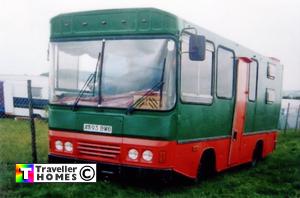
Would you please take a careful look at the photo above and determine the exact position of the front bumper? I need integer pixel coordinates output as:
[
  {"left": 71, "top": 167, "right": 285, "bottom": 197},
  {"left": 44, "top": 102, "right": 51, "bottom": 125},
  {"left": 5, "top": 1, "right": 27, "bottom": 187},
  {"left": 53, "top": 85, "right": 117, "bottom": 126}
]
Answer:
[{"left": 48, "top": 154, "right": 173, "bottom": 180}]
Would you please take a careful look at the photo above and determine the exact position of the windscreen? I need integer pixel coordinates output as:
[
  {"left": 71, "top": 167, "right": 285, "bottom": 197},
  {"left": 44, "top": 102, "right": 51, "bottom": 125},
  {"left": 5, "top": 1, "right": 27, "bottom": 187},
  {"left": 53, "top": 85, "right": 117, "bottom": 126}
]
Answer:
[{"left": 49, "top": 38, "right": 176, "bottom": 111}]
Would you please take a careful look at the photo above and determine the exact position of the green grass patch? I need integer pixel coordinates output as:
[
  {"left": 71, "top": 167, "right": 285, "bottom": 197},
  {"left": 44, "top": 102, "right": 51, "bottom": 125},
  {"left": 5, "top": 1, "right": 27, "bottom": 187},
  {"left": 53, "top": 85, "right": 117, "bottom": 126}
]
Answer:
[{"left": 0, "top": 118, "right": 299, "bottom": 197}]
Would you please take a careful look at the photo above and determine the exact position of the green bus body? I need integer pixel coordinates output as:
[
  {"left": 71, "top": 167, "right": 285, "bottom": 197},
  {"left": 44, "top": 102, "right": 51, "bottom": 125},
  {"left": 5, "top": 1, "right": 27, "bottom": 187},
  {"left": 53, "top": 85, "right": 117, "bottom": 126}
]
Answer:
[{"left": 49, "top": 8, "right": 282, "bottom": 142}]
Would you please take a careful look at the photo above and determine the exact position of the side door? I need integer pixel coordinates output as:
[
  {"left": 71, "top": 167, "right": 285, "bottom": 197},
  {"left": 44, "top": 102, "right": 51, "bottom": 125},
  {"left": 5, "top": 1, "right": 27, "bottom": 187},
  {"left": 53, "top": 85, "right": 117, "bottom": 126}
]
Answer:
[
  {"left": 228, "top": 57, "right": 251, "bottom": 165},
  {"left": 244, "top": 60, "right": 259, "bottom": 133}
]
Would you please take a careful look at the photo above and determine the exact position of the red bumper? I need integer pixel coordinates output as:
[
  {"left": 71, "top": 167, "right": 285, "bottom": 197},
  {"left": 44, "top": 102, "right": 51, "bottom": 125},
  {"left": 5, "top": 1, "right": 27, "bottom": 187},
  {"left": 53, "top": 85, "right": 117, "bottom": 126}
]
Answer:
[{"left": 49, "top": 130, "right": 176, "bottom": 169}]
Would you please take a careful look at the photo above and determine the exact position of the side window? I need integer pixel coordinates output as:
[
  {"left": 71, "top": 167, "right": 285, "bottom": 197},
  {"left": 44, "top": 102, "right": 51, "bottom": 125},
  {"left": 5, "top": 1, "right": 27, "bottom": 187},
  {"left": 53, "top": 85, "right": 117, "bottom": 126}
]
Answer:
[
  {"left": 267, "top": 63, "right": 276, "bottom": 79},
  {"left": 266, "top": 88, "right": 276, "bottom": 104},
  {"left": 217, "top": 47, "right": 235, "bottom": 98},
  {"left": 249, "top": 60, "right": 258, "bottom": 101},
  {"left": 181, "top": 35, "right": 214, "bottom": 104}
]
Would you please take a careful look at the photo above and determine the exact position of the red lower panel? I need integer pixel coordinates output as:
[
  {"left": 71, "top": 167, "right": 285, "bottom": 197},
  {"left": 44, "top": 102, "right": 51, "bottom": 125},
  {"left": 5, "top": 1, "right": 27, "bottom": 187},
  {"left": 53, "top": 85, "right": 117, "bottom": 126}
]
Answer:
[
  {"left": 49, "top": 130, "right": 277, "bottom": 179},
  {"left": 49, "top": 130, "right": 177, "bottom": 169},
  {"left": 173, "top": 137, "right": 231, "bottom": 178},
  {"left": 173, "top": 131, "right": 277, "bottom": 178},
  {"left": 239, "top": 131, "right": 278, "bottom": 164}
]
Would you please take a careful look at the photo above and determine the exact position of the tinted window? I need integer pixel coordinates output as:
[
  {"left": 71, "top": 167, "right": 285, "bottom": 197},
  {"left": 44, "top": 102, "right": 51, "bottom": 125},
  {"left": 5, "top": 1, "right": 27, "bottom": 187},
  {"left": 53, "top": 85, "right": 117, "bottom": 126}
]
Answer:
[
  {"left": 217, "top": 47, "right": 234, "bottom": 98},
  {"left": 249, "top": 60, "right": 258, "bottom": 101},
  {"left": 181, "top": 35, "right": 214, "bottom": 104}
]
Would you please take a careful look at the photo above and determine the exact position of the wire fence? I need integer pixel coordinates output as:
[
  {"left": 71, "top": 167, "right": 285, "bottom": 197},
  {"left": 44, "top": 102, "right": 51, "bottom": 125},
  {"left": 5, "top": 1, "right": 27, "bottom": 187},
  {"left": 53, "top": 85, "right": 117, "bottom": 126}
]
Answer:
[{"left": 278, "top": 99, "right": 300, "bottom": 132}]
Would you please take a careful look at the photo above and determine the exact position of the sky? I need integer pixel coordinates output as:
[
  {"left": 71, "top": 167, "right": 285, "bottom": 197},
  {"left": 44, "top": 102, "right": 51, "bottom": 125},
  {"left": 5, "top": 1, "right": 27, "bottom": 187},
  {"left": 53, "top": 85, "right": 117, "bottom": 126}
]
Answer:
[{"left": 0, "top": 0, "right": 299, "bottom": 90}]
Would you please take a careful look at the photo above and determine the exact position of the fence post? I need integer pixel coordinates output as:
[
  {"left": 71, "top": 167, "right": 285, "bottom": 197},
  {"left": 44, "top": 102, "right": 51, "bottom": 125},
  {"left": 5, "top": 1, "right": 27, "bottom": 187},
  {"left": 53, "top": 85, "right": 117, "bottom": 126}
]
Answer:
[
  {"left": 27, "top": 80, "right": 37, "bottom": 163},
  {"left": 295, "top": 104, "right": 300, "bottom": 132},
  {"left": 284, "top": 103, "right": 290, "bottom": 134}
]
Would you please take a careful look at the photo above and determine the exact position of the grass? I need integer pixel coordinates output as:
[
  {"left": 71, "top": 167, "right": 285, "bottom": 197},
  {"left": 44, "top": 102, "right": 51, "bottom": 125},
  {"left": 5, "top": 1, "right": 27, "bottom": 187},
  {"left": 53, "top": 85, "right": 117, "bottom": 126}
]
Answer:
[{"left": 0, "top": 118, "right": 299, "bottom": 198}]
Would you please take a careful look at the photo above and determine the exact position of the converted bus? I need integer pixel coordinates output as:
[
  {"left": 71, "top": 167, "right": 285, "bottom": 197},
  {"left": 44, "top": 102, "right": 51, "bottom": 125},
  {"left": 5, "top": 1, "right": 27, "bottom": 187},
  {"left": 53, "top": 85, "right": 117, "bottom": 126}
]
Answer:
[{"left": 48, "top": 8, "right": 283, "bottom": 180}]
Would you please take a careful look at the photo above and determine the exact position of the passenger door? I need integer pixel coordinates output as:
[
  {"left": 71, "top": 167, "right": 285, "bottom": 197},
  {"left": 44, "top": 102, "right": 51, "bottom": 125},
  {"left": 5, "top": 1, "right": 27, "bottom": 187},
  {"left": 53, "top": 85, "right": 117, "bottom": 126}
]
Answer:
[
  {"left": 244, "top": 60, "right": 258, "bottom": 132},
  {"left": 228, "top": 57, "right": 250, "bottom": 165}
]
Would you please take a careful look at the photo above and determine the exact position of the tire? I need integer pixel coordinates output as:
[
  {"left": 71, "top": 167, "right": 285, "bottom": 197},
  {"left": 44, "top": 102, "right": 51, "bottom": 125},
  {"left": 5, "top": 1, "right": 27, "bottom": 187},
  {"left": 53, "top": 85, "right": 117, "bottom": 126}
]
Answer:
[
  {"left": 196, "top": 151, "right": 216, "bottom": 183},
  {"left": 33, "top": 114, "right": 42, "bottom": 119},
  {"left": 251, "top": 152, "right": 258, "bottom": 167},
  {"left": 251, "top": 143, "right": 263, "bottom": 167}
]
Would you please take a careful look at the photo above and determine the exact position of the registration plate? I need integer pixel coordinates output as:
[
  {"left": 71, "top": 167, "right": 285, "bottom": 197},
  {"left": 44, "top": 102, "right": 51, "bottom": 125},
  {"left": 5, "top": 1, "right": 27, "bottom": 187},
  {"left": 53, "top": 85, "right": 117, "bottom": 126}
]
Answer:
[{"left": 83, "top": 124, "right": 112, "bottom": 134}]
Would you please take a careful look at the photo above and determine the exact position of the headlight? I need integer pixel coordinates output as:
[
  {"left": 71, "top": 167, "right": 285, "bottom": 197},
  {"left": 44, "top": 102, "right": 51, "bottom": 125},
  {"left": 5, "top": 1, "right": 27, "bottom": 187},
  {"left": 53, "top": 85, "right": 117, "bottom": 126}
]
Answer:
[
  {"left": 64, "top": 142, "right": 73, "bottom": 152},
  {"left": 128, "top": 149, "right": 138, "bottom": 160},
  {"left": 142, "top": 150, "right": 153, "bottom": 162},
  {"left": 55, "top": 140, "right": 63, "bottom": 151}
]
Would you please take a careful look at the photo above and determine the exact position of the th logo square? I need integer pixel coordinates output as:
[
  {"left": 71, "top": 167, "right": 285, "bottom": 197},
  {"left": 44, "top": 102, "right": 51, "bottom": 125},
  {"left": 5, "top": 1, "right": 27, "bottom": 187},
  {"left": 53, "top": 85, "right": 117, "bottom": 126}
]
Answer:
[{"left": 16, "top": 164, "right": 34, "bottom": 183}]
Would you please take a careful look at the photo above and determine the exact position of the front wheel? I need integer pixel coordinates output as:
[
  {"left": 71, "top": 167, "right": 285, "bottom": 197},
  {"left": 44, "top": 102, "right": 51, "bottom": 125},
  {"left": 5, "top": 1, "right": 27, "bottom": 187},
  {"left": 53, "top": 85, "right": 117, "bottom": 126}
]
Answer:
[{"left": 195, "top": 152, "right": 216, "bottom": 183}]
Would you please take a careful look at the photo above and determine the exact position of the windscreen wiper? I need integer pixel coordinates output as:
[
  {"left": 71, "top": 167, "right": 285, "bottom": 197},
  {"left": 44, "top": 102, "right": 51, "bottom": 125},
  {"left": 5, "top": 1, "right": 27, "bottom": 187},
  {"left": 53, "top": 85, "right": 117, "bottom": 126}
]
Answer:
[
  {"left": 126, "top": 81, "right": 164, "bottom": 114},
  {"left": 126, "top": 55, "right": 167, "bottom": 115},
  {"left": 97, "top": 40, "right": 106, "bottom": 105},
  {"left": 72, "top": 41, "right": 105, "bottom": 111},
  {"left": 72, "top": 73, "right": 95, "bottom": 111}
]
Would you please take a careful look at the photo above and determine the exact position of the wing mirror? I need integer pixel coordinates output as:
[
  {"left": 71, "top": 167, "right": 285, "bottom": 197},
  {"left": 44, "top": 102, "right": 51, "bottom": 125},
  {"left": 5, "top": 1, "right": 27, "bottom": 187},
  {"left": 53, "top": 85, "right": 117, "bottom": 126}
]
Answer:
[{"left": 189, "top": 34, "right": 206, "bottom": 61}]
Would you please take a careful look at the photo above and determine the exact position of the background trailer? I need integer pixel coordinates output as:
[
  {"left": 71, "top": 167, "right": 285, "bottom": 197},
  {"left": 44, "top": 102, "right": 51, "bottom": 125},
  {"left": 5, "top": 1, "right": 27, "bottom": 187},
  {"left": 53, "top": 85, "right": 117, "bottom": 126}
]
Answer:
[{"left": 0, "top": 75, "right": 49, "bottom": 118}]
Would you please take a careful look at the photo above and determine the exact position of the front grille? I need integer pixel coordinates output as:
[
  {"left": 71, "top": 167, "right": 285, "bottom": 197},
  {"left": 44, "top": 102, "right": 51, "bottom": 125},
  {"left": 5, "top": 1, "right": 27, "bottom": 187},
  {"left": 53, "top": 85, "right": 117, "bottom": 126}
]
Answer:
[{"left": 77, "top": 142, "right": 121, "bottom": 160}]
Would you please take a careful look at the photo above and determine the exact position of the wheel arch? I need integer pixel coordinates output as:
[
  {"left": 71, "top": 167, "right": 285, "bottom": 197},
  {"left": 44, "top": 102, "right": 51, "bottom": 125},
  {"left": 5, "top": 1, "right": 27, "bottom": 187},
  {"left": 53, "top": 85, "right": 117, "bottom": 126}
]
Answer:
[
  {"left": 254, "top": 139, "right": 264, "bottom": 158},
  {"left": 198, "top": 147, "right": 217, "bottom": 172}
]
